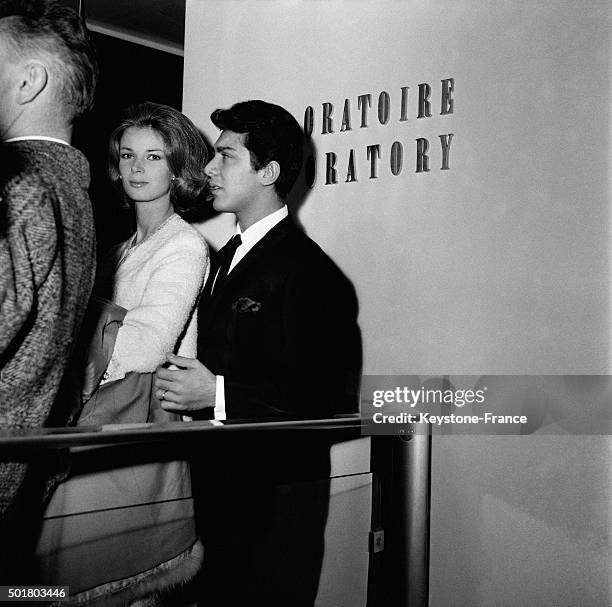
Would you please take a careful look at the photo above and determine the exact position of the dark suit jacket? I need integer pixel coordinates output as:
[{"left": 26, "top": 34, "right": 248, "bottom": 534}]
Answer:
[{"left": 197, "top": 216, "right": 361, "bottom": 420}]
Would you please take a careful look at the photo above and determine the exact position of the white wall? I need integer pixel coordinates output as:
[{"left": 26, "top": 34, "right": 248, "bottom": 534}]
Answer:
[
  {"left": 183, "top": 0, "right": 609, "bottom": 376},
  {"left": 182, "top": 1, "right": 611, "bottom": 605},
  {"left": 430, "top": 436, "right": 612, "bottom": 607}
]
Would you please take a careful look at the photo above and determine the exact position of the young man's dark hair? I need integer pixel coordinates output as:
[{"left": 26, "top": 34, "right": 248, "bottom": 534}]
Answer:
[
  {"left": 0, "top": 0, "right": 98, "bottom": 120},
  {"left": 210, "top": 99, "right": 303, "bottom": 198}
]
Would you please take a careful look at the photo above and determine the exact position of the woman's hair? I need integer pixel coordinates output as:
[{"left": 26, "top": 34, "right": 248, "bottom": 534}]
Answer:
[{"left": 108, "top": 101, "right": 209, "bottom": 216}]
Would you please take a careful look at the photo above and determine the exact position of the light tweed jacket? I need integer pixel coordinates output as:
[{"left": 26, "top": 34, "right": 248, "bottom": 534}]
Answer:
[
  {"left": 0, "top": 140, "right": 95, "bottom": 519},
  {"left": 101, "top": 213, "right": 209, "bottom": 383}
]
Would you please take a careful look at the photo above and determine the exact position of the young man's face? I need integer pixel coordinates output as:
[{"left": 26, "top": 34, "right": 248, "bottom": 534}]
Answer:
[{"left": 205, "top": 130, "right": 263, "bottom": 219}]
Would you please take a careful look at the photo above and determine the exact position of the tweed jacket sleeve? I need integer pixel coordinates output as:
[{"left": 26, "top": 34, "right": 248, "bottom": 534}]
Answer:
[
  {"left": 0, "top": 176, "right": 57, "bottom": 356},
  {"left": 105, "top": 227, "right": 209, "bottom": 381}
]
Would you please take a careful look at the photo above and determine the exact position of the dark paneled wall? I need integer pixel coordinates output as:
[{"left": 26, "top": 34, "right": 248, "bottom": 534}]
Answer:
[{"left": 73, "top": 33, "right": 184, "bottom": 252}]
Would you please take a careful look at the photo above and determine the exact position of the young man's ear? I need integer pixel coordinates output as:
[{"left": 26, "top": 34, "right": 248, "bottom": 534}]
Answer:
[
  {"left": 259, "top": 160, "right": 281, "bottom": 187},
  {"left": 17, "top": 61, "right": 49, "bottom": 105}
]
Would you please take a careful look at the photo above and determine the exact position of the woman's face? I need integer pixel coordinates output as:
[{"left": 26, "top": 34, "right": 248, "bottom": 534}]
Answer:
[{"left": 118, "top": 126, "right": 173, "bottom": 206}]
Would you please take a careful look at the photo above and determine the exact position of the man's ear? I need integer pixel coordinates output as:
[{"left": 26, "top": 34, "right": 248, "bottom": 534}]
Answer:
[
  {"left": 259, "top": 160, "right": 281, "bottom": 187},
  {"left": 16, "top": 61, "right": 49, "bottom": 105}
]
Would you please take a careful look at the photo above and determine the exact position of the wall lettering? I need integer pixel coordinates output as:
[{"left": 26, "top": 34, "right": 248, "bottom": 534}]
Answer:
[{"left": 303, "top": 78, "right": 455, "bottom": 187}]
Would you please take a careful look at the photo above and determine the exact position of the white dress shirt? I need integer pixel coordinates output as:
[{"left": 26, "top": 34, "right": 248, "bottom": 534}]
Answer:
[{"left": 4, "top": 135, "right": 70, "bottom": 145}]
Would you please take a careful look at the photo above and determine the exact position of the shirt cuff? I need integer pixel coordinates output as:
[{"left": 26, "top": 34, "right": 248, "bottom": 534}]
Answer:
[{"left": 214, "top": 375, "right": 227, "bottom": 420}]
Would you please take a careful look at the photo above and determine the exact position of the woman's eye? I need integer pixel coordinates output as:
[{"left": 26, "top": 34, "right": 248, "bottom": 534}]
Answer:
[
  {"left": 120, "top": 153, "right": 132, "bottom": 159},
  {"left": 148, "top": 154, "right": 161, "bottom": 161}
]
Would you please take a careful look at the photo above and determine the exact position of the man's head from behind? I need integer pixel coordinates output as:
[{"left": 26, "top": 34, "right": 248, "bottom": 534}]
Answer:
[
  {"left": 0, "top": 0, "right": 97, "bottom": 134},
  {"left": 210, "top": 100, "right": 303, "bottom": 200}
]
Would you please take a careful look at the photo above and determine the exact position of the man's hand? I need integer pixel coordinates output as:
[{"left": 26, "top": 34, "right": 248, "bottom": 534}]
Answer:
[{"left": 154, "top": 353, "right": 216, "bottom": 411}]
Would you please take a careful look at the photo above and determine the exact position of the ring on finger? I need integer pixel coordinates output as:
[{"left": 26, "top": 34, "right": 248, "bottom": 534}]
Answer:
[{"left": 161, "top": 389, "right": 167, "bottom": 401}]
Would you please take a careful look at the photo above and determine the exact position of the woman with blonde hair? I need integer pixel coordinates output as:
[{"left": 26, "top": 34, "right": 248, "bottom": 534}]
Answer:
[
  {"left": 84, "top": 100, "right": 210, "bottom": 417},
  {"left": 37, "top": 102, "right": 210, "bottom": 606}
]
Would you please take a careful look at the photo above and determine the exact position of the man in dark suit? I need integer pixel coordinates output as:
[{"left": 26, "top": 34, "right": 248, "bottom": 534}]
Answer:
[
  {"left": 154, "top": 100, "right": 361, "bottom": 607},
  {"left": 155, "top": 100, "right": 361, "bottom": 420}
]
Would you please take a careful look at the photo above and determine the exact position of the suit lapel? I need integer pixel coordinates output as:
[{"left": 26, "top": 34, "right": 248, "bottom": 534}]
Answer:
[
  {"left": 201, "top": 238, "right": 230, "bottom": 302},
  {"left": 208, "top": 216, "right": 295, "bottom": 303}
]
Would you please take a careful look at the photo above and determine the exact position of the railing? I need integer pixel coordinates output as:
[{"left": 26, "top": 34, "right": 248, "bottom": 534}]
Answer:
[
  {"left": 0, "top": 415, "right": 364, "bottom": 454},
  {"left": 0, "top": 415, "right": 430, "bottom": 607}
]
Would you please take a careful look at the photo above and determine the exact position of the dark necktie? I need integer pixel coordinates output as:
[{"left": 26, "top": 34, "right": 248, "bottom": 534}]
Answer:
[{"left": 214, "top": 234, "right": 242, "bottom": 292}]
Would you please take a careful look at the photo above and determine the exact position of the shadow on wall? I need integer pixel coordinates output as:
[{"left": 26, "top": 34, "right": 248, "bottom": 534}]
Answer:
[{"left": 286, "top": 128, "right": 316, "bottom": 231}]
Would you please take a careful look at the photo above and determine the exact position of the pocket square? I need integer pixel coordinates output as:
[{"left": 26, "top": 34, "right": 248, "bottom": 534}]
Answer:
[{"left": 232, "top": 297, "right": 262, "bottom": 313}]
